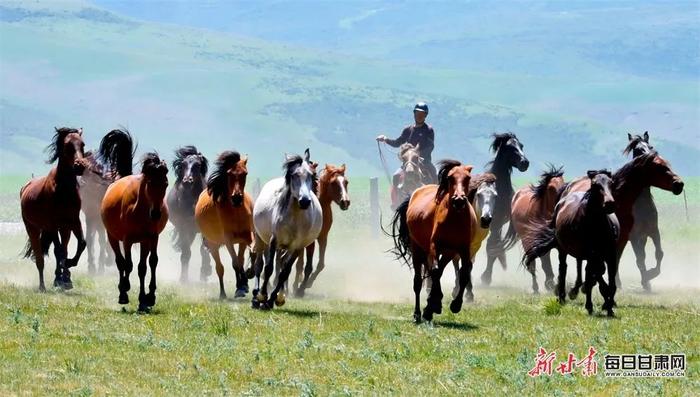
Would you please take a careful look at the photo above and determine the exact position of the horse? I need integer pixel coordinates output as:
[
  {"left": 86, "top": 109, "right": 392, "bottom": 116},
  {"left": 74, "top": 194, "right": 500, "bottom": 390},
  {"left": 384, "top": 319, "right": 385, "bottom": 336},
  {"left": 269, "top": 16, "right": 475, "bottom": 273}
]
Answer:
[
  {"left": 390, "top": 160, "right": 478, "bottom": 323},
  {"left": 293, "top": 163, "right": 350, "bottom": 297},
  {"left": 101, "top": 153, "right": 169, "bottom": 311},
  {"left": 511, "top": 164, "right": 566, "bottom": 294},
  {"left": 167, "top": 146, "right": 211, "bottom": 283},
  {"left": 480, "top": 132, "right": 529, "bottom": 286},
  {"left": 561, "top": 148, "right": 683, "bottom": 302},
  {"left": 624, "top": 132, "right": 664, "bottom": 291},
  {"left": 523, "top": 170, "right": 619, "bottom": 316},
  {"left": 194, "top": 151, "right": 253, "bottom": 299},
  {"left": 79, "top": 129, "right": 135, "bottom": 275},
  {"left": 21, "top": 127, "right": 88, "bottom": 291},
  {"left": 252, "top": 152, "right": 323, "bottom": 310},
  {"left": 390, "top": 143, "right": 427, "bottom": 210}
]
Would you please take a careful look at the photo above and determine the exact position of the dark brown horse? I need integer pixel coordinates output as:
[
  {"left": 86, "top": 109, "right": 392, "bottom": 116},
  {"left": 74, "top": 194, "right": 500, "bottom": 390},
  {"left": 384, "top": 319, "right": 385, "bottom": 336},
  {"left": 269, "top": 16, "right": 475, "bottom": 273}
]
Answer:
[
  {"left": 166, "top": 146, "right": 210, "bottom": 283},
  {"left": 480, "top": 133, "right": 529, "bottom": 286},
  {"left": 511, "top": 165, "right": 566, "bottom": 293},
  {"left": 21, "top": 127, "right": 87, "bottom": 290},
  {"left": 624, "top": 132, "right": 663, "bottom": 291},
  {"left": 390, "top": 160, "right": 478, "bottom": 323},
  {"left": 524, "top": 170, "right": 619, "bottom": 316},
  {"left": 80, "top": 129, "right": 135, "bottom": 275},
  {"left": 101, "top": 153, "right": 169, "bottom": 311}
]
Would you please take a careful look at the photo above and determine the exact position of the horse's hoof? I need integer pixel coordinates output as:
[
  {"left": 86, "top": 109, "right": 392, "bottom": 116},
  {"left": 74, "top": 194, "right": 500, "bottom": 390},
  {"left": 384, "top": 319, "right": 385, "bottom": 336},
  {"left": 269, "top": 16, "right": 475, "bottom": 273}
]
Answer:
[
  {"left": 219, "top": 292, "right": 227, "bottom": 300},
  {"left": 251, "top": 298, "right": 260, "bottom": 310},
  {"left": 245, "top": 267, "right": 255, "bottom": 279},
  {"left": 295, "top": 289, "right": 305, "bottom": 298},
  {"left": 558, "top": 297, "right": 566, "bottom": 305},
  {"left": 544, "top": 279, "right": 555, "bottom": 291},
  {"left": 234, "top": 288, "right": 246, "bottom": 298},
  {"left": 61, "top": 276, "right": 73, "bottom": 291},
  {"left": 612, "top": 300, "right": 618, "bottom": 308},
  {"left": 118, "top": 293, "right": 129, "bottom": 305},
  {"left": 144, "top": 293, "right": 156, "bottom": 307},
  {"left": 53, "top": 277, "right": 60, "bottom": 288},
  {"left": 65, "top": 258, "right": 78, "bottom": 268},
  {"left": 38, "top": 285, "right": 46, "bottom": 293},
  {"left": 568, "top": 290, "right": 579, "bottom": 301},
  {"left": 641, "top": 280, "right": 651, "bottom": 292},
  {"left": 88, "top": 266, "right": 96, "bottom": 276},
  {"left": 449, "top": 299, "right": 463, "bottom": 314},
  {"left": 256, "top": 292, "right": 267, "bottom": 302},
  {"left": 422, "top": 310, "right": 433, "bottom": 322},
  {"left": 275, "top": 293, "right": 286, "bottom": 307},
  {"left": 261, "top": 300, "right": 274, "bottom": 311},
  {"left": 413, "top": 312, "right": 422, "bottom": 324},
  {"left": 480, "top": 274, "right": 492, "bottom": 286},
  {"left": 137, "top": 303, "right": 150, "bottom": 313},
  {"left": 607, "top": 310, "right": 615, "bottom": 318},
  {"left": 466, "top": 293, "right": 474, "bottom": 303},
  {"left": 532, "top": 289, "right": 540, "bottom": 296}
]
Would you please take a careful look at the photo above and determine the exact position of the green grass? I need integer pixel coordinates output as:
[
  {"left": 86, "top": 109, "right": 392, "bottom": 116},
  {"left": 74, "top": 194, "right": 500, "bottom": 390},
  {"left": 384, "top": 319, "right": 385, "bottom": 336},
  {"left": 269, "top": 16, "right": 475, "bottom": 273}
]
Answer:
[{"left": 0, "top": 278, "right": 698, "bottom": 396}]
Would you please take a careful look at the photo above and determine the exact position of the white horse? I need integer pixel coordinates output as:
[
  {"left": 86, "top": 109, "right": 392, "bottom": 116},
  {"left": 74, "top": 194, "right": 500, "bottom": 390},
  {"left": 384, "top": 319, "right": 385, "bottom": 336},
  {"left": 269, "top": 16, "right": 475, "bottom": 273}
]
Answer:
[{"left": 252, "top": 151, "right": 323, "bottom": 309}]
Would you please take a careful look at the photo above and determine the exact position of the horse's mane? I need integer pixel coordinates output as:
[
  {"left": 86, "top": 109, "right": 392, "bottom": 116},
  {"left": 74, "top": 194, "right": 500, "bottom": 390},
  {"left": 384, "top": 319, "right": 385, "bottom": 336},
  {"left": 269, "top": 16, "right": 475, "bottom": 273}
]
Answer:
[
  {"left": 489, "top": 132, "right": 517, "bottom": 154},
  {"left": 98, "top": 128, "right": 136, "bottom": 177},
  {"left": 613, "top": 150, "right": 658, "bottom": 193},
  {"left": 206, "top": 151, "right": 241, "bottom": 203},
  {"left": 529, "top": 164, "right": 564, "bottom": 199},
  {"left": 436, "top": 159, "right": 462, "bottom": 202},
  {"left": 623, "top": 134, "right": 646, "bottom": 156},
  {"left": 279, "top": 155, "right": 303, "bottom": 210},
  {"left": 173, "top": 145, "right": 208, "bottom": 184},
  {"left": 467, "top": 172, "right": 496, "bottom": 202},
  {"left": 140, "top": 152, "right": 167, "bottom": 184},
  {"left": 45, "top": 127, "right": 81, "bottom": 164}
]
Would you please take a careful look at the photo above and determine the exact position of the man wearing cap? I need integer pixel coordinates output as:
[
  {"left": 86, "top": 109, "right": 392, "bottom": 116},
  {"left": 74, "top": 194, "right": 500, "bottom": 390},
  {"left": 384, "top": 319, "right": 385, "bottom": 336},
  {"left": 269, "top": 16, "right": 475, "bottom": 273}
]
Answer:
[{"left": 376, "top": 102, "right": 437, "bottom": 187}]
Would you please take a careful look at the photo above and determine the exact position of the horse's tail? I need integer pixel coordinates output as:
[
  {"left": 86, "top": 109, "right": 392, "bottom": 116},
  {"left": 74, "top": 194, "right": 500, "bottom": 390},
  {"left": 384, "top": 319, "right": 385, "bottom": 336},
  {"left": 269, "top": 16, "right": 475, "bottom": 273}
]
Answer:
[
  {"left": 170, "top": 227, "right": 181, "bottom": 252},
  {"left": 500, "top": 220, "right": 519, "bottom": 251},
  {"left": 22, "top": 231, "right": 53, "bottom": 260},
  {"left": 521, "top": 219, "right": 557, "bottom": 268},
  {"left": 383, "top": 197, "right": 412, "bottom": 266},
  {"left": 98, "top": 128, "right": 136, "bottom": 177}
]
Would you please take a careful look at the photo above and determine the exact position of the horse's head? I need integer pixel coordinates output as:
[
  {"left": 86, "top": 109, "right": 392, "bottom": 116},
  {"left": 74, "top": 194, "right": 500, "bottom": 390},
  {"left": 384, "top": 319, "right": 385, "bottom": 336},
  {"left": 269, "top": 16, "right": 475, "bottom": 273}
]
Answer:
[
  {"left": 284, "top": 154, "right": 315, "bottom": 210},
  {"left": 436, "top": 159, "right": 472, "bottom": 210},
  {"left": 398, "top": 143, "right": 424, "bottom": 190},
  {"left": 46, "top": 127, "right": 87, "bottom": 175},
  {"left": 304, "top": 148, "right": 320, "bottom": 194},
  {"left": 173, "top": 146, "right": 208, "bottom": 191},
  {"left": 624, "top": 131, "right": 653, "bottom": 158},
  {"left": 207, "top": 151, "right": 247, "bottom": 207},
  {"left": 321, "top": 163, "right": 350, "bottom": 210},
  {"left": 475, "top": 176, "right": 497, "bottom": 228},
  {"left": 490, "top": 132, "right": 529, "bottom": 172},
  {"left": 587, "top": 169, "right": 616, "bottom": 214},
  {"left": 617, "top": 151, "right": 684, "bottom": 196},
  {"left": 141, "top": 153, "right": 169, "bottom": 220}
]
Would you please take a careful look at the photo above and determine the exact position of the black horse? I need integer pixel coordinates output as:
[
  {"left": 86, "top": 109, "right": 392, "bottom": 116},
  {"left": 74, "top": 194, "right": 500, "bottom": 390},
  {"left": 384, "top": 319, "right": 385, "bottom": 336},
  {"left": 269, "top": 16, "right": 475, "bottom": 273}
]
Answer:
[
  {"left": 625, "top": 132, "right": 663, "bottom": 291},
  {"left": 480, "top": 132, "right": 529, "bottom": 286},
  {"left": 166, "top": 146, "right": 210, "bottom": 283}
]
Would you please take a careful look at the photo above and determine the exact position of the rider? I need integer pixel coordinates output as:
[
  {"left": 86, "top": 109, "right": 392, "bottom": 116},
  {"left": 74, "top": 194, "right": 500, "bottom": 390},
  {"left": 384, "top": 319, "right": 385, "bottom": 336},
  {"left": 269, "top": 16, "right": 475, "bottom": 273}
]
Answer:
[{"left": 376, "top": 102, "right": 437, "bottom": 187}]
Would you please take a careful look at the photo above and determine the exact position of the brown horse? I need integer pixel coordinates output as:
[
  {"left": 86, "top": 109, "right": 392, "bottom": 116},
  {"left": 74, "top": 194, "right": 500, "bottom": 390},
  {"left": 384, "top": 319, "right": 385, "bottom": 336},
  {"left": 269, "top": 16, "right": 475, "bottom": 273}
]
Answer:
[
  {"left": 511, "top": 164, "right": 566, "bottom": 294},
  {"left": 390, "top": 160, "right": 478, "bottom": 323},
  {"left": 195, "top": 151, "right": 253, "bottom": 299},
  {"left": 524, "top": 170, "right": 619, "bottom": 316},
  {"left": 625, "top": 132, "right": 664, "bottom": 291},
  {"left": 101, "top": 153, "right": 169, "bottom": 311},
  {"left": 167, "top": 146, "right": 210, "bottom": 283},
  {"left": 80, "top": 129, "right": 135, "bottom": 275},
  {"left": 21, "top": 127, "right": 87, "bottom": 290},
  {"left": 292, "top": 163, "right": 351, "bottom": 297},
  {"left": 391, "top": 143, "right": 427, "bottom": 210}
]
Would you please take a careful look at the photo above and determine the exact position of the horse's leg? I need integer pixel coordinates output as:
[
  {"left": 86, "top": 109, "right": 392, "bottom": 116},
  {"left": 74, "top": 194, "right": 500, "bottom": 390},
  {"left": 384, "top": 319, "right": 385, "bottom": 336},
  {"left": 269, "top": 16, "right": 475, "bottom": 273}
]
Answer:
[
  {"left": 97, "top": 224, "right": 110, "bottom": 274},
  {"left": 307, "top": 235, "right": 326, "bottom": 288},
  {"left": 267, "top": 250, "right": 300, "bottom": 309},
  {"left": 424, "top": 254, "right": 452, "bottom": 321},
  {"left": 481, "top": 230, "right": 501, "bottom": 286},
  {"left": 209, "top": 244, "right": 227, "bottom": 300},
  {"left": 602, "top": 251, "right": 618, "bottom": 317},
  {"left": 26, "top": 226, "right": 46, "bottom": 291},
  {"left": 57, "top": 228, "right": 72, "bottom": 290},
  {"left": 200, "top": 237, "right": 212, "bottom": 282},
  {"left": 65, "top": 221, "right": 86, "bottom": 270},
  {"left": 568, "top": 259, "right": 584, "bottom": 300},
  {"left": 451, "top": 256, "right": 460, "bottom": 299},
  {"left": 85, "top": 217, "right": 97, "bottom": 275},
  {"left": 144, "top": 236, "right": 159, "bottom": 308},
  {"left": 224, "top": 242, "right": 245, "bottom": 298},
  {"left": 257, "top": 237, "right": 277, "bottom": 307},
  {"left": 293, "top": 248, "right": 305, "bottom": 296},
  {"left": 450, "top": 249, "right": 473, "bottom": 314},
  {"left": 583, "top": 260, "right": 596, "bottom": 315},
  {"left": 646, "top": 227, "right": 663, "bottom": 285},
  {"left": 541, "top": 253, "right": 555, "bottom": 291},
  {"left": 630, "top": 235, "right": 649, "bottom": 291},
  {"left": 136, "top": 240, "right": 151, "bottom": 312},
  {"left": 299, "top": 242, "right": 319, "bottom": 297},
  {"left": 556, "top": 249, "right": 568, "bottom": 304},
  {"left": 526, "top": 258, "right": 539, "bottom": 295},
  {"left": 178, "top": 228, "right": 194, "bottom": 284},
  {"left": 108, "top": 236, "right": 129, "bottom": 304},
  {"left": 237, "top": 243, "right": 249, "bottom": 293}
]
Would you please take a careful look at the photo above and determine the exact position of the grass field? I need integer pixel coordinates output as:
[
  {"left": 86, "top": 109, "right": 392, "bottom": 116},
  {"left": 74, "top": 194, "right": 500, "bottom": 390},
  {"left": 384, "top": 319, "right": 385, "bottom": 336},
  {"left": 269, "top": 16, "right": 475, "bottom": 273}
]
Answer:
[{"left": 0, "top": 175, "right": 698, "bottom": 395}]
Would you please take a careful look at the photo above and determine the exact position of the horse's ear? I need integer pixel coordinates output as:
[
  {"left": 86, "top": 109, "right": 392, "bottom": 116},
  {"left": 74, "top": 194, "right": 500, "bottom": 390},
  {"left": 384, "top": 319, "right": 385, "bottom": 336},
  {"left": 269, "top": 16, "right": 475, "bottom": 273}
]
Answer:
[
  {"left": 643, "top": 131, "right": 649, "bottom": 142},
  {"left": 242, "top": 155, "right": 248, "bottom": 165},
  {"left": 284, "top": 153, "right": 293, "bottom": 161},
  {"left": 627, "top": 133, "right": 633, "bottom": 141},
  {"left": 415, "top": 143, "right": 420, "bottom": 151},
  {"left": 340, "top": 163, "right": 346, "bottom": 173},
  {"left": 465, "top": 165, "right": 473, "bottom": 173},
  {"left": 78, "top": 128, "right": 83, "bottom": 136},
  {"left": 304, "top": 148, "right": 311, "bottom": 162},
  {"left": 324, "top": 163, "right": 332, "bottom": 172},
  {"left": 587, "top": 170, "right": 597, "bottom": 179}
]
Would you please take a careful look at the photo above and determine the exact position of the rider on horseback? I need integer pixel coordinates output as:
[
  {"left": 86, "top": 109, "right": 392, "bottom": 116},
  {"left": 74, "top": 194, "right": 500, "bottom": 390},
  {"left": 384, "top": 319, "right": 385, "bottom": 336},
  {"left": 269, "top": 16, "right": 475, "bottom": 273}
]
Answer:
[{"left": 376, "top": 102, "right": 438, "bottom": 187}]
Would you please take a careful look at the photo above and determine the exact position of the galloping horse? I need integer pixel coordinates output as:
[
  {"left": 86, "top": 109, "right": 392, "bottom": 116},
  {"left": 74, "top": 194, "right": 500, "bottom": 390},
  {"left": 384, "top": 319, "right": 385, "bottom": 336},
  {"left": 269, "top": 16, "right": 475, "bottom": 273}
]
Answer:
[
  {"left": 391, "top": 143, "right": 427, "bottom": 209},
  {"left": 101, "top": 153, "right": 169, "bottom": 311},
  {"left": 252, "top": 152, "right": 323, "bottom": 310},
  {"left": 390, "top": 160, "right": 478, "bottom": 323},
  {"left": 511, "top": 165, "right": 566, "bottom": 293},
  {"left": 480, "top": 133, "right": 529, "bottom": 286},
  {"left": 624, "top": 132, "right": 664, "bottom": 291},
  {"left": 524, "top": 170, "right": 619, "bottom": 316},
  {"left": 80, "top": 129, "right": 135, "bottom": 275},
  {"left": 293, "top": 163, "right": 350, "bottom": 297},
  {"left": 195, "top": 151, "right": 253, "bottom": 299},
  {"left": 167, "top": 146, "right": 210, "bottom": 283},
  {"left": 21, "top": 127, "right": 87, "bottom": 290}
]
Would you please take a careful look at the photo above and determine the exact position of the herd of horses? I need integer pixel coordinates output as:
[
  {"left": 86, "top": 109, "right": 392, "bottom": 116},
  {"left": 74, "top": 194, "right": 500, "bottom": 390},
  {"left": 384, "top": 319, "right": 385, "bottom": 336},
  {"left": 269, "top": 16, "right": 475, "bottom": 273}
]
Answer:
[
  {"left": 18, "top": 127, "right": 684, "bottom": 320},
  {"left": 19, "top": 128, "right": 350, "bottom": 311}
]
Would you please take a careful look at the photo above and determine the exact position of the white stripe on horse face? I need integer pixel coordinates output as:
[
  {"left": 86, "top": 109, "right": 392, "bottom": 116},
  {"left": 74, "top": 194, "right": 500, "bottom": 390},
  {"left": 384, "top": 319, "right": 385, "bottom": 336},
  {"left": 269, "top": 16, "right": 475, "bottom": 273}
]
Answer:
[{"left": 337, "top": 176, "right": 349, "bottom": 201}]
